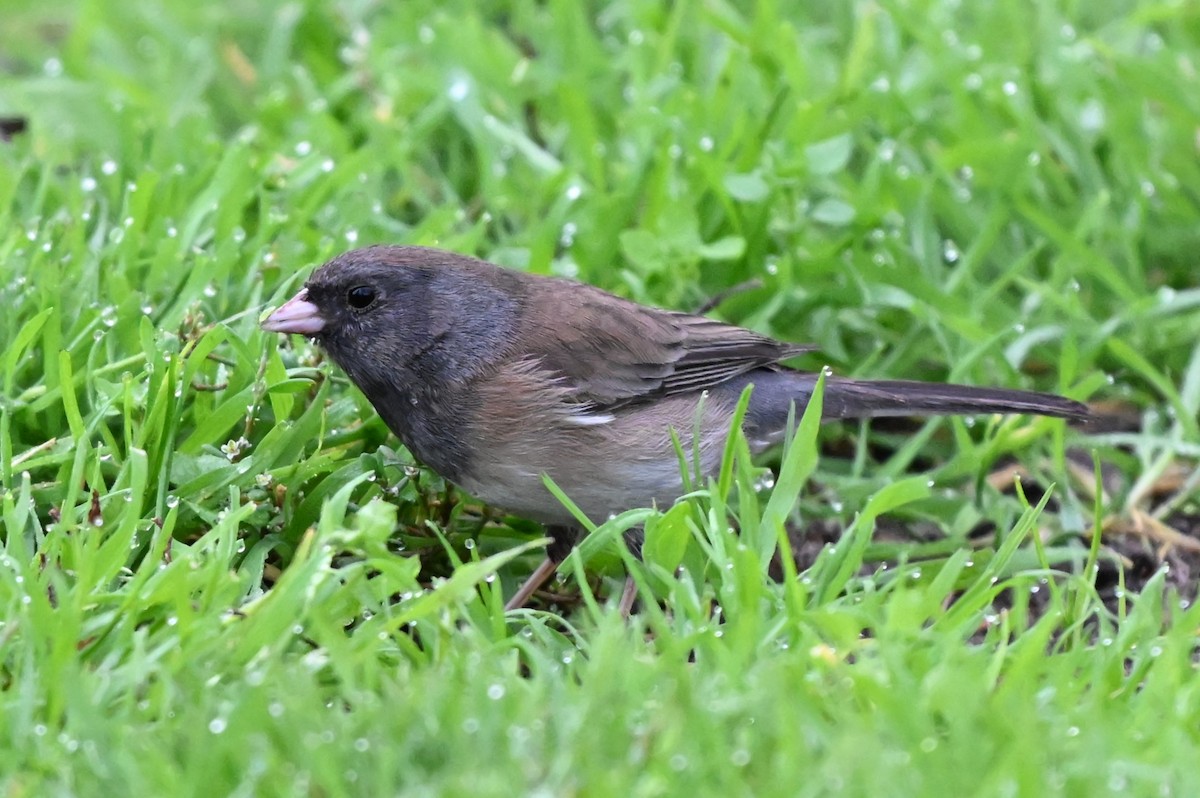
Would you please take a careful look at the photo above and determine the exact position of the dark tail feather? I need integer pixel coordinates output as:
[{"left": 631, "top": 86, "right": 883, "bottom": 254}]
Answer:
[{"left": 822, "top": 377, "right": 1089, "bottom": 421}]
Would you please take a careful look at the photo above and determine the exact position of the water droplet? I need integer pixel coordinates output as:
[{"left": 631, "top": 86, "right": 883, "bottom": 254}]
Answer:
[
  {"left": 963, "top": 73, "right": 983, "bottom": 91},
  {"left": 486, "top": 684, "right": 505, "bottom": 700},
  {"left": 81, "top": 176, "right": 98, "bottom": 192},
  {"left": 295, "top": 141, "right": 312, "bottom": 156},
  {"left": 699, "top": 135, "right": 714, "bottom": 152},
  {"left": 942, "top": 239, "right": 960, "bottom": 263},
  {"left": 448, "top": 78, "right": 470, "bottom": 102},
  {"left": 559, "top": 222, "right": 577, "bottom": 247},
  {"left": 628, "top": 29, "right": 644, "bottom": 45},
  {"left": 565, "top": 184, "right": 582, "bottom": 201},
  {"left": 101, "top": 160, "right": 118, "bottom": 175},
  {"left": 44, "top": 57, "right": 63, "bottom": 76},
  {"left": 1002, "top": 80, "right": 1018, "bottom": 96}
]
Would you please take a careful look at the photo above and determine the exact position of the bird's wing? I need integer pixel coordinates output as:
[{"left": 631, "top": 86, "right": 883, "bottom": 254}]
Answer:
[{"left": 518, "top": 281, "right": 813, "bottom": 409}]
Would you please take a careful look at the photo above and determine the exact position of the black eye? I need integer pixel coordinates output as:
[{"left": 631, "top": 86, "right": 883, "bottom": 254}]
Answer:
[{"left": 347, "top": 285, "right": 377, "bottom": 309}]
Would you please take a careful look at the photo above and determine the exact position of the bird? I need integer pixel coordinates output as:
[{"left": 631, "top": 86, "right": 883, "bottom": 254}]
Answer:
[{"left": 262, "top": 245, "right": 1089, "bottom": 611}]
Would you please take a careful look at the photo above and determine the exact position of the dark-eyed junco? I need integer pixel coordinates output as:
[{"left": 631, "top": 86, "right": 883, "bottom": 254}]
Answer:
[{"left": 263, "top": 245, "right": 1089, "bottom": 610}]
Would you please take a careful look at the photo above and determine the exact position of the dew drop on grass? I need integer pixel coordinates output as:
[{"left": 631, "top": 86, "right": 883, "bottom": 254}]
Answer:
[
  {"left": 560, "top": 222, "right": 577, "bottom": 247},
  {"left": 699, "top": 135, "right": 714, "bottom": 152},
  {"left": 418, "top": 25, "right": 434, "bottom": 43},
  {"left": 166, "top": 226, "right": 177, "bottom": 238},
  {"left": 462, "top": 717, "right": 479, "bottom": 733},
  {"left": 670, "top": 755, "right": 688, "bottom": 772},
  {"left": 295, "top": 141, "right": 312, "bottom": 156},
  {"left": 487, "top": 684, "right": 505, "bottom": 700},
  {"left": 565, "top": 184, "right": 582, "bottom": 201},
  {"left": 963, "top": 73, "right": 983, "bottom": 91},
  {"left": 101, "top": 160, "right": 118, "bottom": 175},
  {"left": 320, "top": 158, "right": 334, "bottom": 173},
  {"left": 208, "top": 717, "right": 227, "bottom": 734},
  {"left": 942, "top": 240, "right": 961, "bottom": 263},
  {"left": 448, "top": 78, "right": 470, "bottom": 102}
]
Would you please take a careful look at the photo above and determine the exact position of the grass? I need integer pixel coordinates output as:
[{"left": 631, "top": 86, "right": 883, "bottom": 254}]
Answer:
[{"left": 2, "top": 0, "right": 1199, "bottom": 794}]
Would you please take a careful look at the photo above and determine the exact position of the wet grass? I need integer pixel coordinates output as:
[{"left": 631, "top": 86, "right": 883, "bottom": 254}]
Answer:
[{"left": 2, "top": 0, "right": 1199, "bottom": 794}]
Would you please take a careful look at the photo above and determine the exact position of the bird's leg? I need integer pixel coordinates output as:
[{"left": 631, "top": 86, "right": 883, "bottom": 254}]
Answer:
[
  {"left": 504, "top": 557, "right": 558, "bottom": 610},
  {"left": 505, "top": 526, "right": 648, "bottom": 614},
  {"left": 504, "top": 525, "right": 579, "bottom": 610},
  {"left": 617, "top": 576, "right": 638, "bottom": 617}
]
